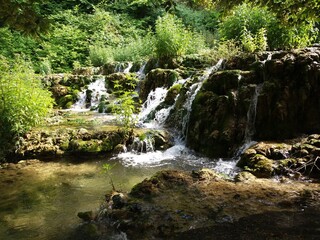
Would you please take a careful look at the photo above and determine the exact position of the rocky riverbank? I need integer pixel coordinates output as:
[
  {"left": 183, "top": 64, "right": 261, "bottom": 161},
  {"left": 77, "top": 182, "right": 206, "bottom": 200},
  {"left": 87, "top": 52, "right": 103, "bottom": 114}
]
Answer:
[
  {"left": 77, "top": 169, "right": 320, "bottom": 240},
  {"left": 13, "top": 111, "right": 172, "bottom": 161}
]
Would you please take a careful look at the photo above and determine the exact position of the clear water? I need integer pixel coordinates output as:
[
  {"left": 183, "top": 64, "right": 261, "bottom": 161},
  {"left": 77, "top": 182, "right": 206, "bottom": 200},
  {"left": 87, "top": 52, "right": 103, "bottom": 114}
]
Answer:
[
  {"left": 0, "top": 152, "right": 240, "bottom": 240},
  {"left": 0, "top": 158, "right": 165, "bottom": 240}
]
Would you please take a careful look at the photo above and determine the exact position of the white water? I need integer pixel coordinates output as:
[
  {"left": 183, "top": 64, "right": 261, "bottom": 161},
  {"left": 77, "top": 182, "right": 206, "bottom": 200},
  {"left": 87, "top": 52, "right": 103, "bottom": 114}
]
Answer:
[
  {"left": 123, "top": 62, "right": 133, "bottom": 73},
  {"left": 114, "top": 62, "right": 133, "bottom": 73},
  {"left": 117, "top": 139, "right": 240, "bottom": 176},
  {"left": 235, "top": 83, "right": 264, "bottom": 157},
  {"left": 138, "top": 87, "right": 169, "bottom": 127},
  {"left": 182, "top": 59, "right": 224, "bottom": 139},
  {"left": 71, "top": 76, "right": 108, "bottom": 110},
  {"left": 137, "top": 62, "right": 147, "bottom": 80}
]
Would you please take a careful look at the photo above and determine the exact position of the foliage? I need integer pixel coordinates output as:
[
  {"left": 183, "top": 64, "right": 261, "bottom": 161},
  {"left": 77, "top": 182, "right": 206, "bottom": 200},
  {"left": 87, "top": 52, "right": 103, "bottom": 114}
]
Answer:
[
  {"left": 0, "top": 0, "right": 49, "bottom": 35},
  {"left": 0, "top": 56, "right": 53, "bottom": 160},
  {"left": 241, "top": 27, "right": 267, "bottom": 53},
  {"left": 211, "top": 0, "right": 319, "bottom": 24},
  {"left": 102, "top": 163, "right": 117, "bottom": 191},
  {"left": 39, "top": 23, "right": 88, "bottom": 72},
  {"left": 89, "top": 46, "right": 114, "bottom": 67},
  {"left": 155, "top": 13, "right": 206, "bottom": 59},
  {"left": 175, "top": 3, "right": 219, "bottom": 33},
  {"left": 112, "top": 79, "right": 139, "bottom": 134},
  {"left": 113, "top": 33, "right": 156, "bottom": 62},
  {"left": 219, "top": 3, "right": 317, "bottom": 49},
  {"left": 199, "top": 39, "right": 240, "bottom": 62}
]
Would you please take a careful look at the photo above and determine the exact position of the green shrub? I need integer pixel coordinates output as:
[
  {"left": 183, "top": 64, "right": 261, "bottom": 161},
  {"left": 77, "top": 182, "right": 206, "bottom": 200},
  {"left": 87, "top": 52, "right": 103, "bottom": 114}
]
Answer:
[
  {"left": 241, "top": 27, "right": 267, "bottom": 53},
  {"left": 113, "top": 33, "right": 156, "bottom": 62},
  {"left": 175, "top": 4, "right": 219, "bottom": 33},
  {"left": 155, "top": 13, "right": 206, "bottom": 59},
  {"left": 0, "top": 56, "right": 53, "bottom": 160},
  {"left": 112, "top": 80, "right": 139, "bottom": 134},
  {"left": 199, "top": 40, "right": 240, "bottom": 63},
  {"left": 89, "top": 46, "right": 114, "bottom": 67},
  {"left": 219, "top": 3, "right": 317, "bottom": 50}
]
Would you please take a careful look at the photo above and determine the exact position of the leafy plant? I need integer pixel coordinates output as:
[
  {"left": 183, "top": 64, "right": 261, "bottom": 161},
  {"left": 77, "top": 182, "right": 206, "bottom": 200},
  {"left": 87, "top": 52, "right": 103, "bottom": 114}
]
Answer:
[
  {"left": 112, "top": 79, "right": 139, "bottom": 134},
  {"left": 89, "top": 46, "right": 114, "bottom": 67},
  {"left": 219, "top": 3, "right": 317, "bottom": 50},
  {"left": 155, "top": 13, "right": 205, "bottom": 59},
  {"left": 241, "top": 27, "right": 267, "bottom": 53},
  {"left": 0, "top": 56, "right": 53, "bottom": 160}
]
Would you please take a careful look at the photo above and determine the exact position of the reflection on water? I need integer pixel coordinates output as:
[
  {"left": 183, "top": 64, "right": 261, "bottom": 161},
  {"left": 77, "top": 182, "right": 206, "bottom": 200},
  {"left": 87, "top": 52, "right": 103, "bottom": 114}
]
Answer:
[{"left": 0, "top": 158, "right": 163, "bottom": 240}]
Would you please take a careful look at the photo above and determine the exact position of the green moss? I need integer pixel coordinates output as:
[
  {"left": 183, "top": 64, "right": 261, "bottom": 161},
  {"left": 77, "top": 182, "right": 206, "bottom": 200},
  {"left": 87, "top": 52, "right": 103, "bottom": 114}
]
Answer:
[
  {"left": 164, "top": 84, "right": 182, "bottom": 105},
  {"left": 238, "top": 154, "right": 274, "bottom": 178},
  {"left": 69, "top": 139, "right": 103, "bottom": 153},
  {"left": 202, "top": 70, "right": 241, "bottom": 95}
]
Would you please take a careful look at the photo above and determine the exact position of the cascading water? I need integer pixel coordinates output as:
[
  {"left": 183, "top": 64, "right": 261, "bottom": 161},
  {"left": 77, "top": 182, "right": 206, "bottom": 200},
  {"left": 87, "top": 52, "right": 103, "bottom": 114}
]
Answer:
[
  {"left": 117, "top": 59, "right": 241, "bottom": 175},
  {"left": 114, "top": 62, "right": 133, "bottom": 73},
  {"left": 137, "top": 62, "right": 147, "bottom": 80},
  {"left": 182, "top": 59, "right": 224, "bottom": 139},
  {"left": 138, "top": 87, "right": 169, "bottom": 128},
  {"left": 235, "top": 83, "right": 264, "bottom": 157},
  {"left": 123, "top": 62, "right": 133, "bottom": 73},
  {"left": 71, "top": 76, "right": 108, "bottom": 111},
  {"left": 234, "top": 53, "right": 273, "bottom": 156}
]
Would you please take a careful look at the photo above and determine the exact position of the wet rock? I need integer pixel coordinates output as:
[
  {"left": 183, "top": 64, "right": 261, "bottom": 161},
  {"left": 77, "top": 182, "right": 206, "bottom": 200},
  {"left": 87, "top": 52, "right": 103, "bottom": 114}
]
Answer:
[
  {"left": 140, "top": 69, "right": 180, "bottom": 101},
  {"left": 192, "top": 168, "right": 225, "bottom": 182},
  {"left": 73, "top": 223, "right": 100, "bottom": 240},
  {"left": 237, "top": 135, "right": 320, "bottom": 178},
  {"left": 112, "top": 193, "right": 127, "bottom": 209},
  {"left": 237, "top": 153, "right": 274, "bottom": 178},
  {"left": 234, "top": 171, "right": 257, "bottom": 182},
  {"left": 113, "top": 144, "right": 126, "bottom": 154},
  {"left": 187, "top": 70, "right": 258, "bottom": 158},
  {"left": 164, "top": 84, "right": 182, "bottom": 105},
  {"left": 94, "top": 169, "right": 320, "bottom": 239},
  {"left": 78, "top": 211, "right": 96, "bottom": 222}
]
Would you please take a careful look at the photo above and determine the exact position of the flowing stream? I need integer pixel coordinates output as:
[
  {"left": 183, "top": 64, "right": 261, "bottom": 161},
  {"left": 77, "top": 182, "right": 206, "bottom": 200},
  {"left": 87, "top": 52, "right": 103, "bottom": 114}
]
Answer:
[{"left": 0, "top": 59, "right": 265, "bottom": 239}]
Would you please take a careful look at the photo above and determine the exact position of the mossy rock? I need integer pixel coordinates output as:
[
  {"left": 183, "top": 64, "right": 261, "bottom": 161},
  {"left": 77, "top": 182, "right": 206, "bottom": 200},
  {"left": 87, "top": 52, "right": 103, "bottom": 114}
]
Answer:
[
  {"left": 58, "top": 94, "right": 74, "bottom": 109},
  {"left": 237, "top": 154, "right": 274, "bottom": 178},
  {"left": 140, "top": 69, "right": 180, "bottom": 101},
  {"left": 202, "top": 70, "right": 241, "bottom": 95},
  {"left": 68, "top": 139, "right": 104, "bottom": 153},
  {"left": 164, "top": 84, "right": 182, "bottom": 105}
]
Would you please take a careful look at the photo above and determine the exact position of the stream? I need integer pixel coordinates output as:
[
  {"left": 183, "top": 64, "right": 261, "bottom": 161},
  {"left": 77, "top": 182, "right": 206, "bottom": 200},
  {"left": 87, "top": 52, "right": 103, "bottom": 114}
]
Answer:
[
  {"left": 0, "top": 60, "right": 258, "bottom": 239},
  {"left": 0, "top": 150, "right": 238, "bottom": 240},
  {"left": 0, "top": 158, "right": 165, "bottom": 240}
]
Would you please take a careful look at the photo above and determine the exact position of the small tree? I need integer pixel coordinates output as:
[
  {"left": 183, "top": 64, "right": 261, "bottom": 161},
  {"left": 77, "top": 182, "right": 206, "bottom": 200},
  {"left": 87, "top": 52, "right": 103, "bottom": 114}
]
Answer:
[
  {"left": 102, "top": 163, "right": 117, "bottom": 191},
  {"left": 112, "top": 78, "right": 139, "bottom": 135}
]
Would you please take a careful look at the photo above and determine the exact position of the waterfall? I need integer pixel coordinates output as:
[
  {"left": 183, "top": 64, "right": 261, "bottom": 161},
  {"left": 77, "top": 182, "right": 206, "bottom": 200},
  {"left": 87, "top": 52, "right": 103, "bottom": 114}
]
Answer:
[
  {"left": 138, "top": 87, "right": 169, "bottom": 127},
  {"left": 71, "top": 76, "right": 108, "bottom": 110},
  {"left": 128, "top": 136, "right": 155, "bottom": 153},
  {"left": 137, "top": 62, "right": 147, "bottom": 79},
  {"left": 123, "top": 62, "right": 133, "bottom": 73},
  {"left": 235, "top": 83, "right": 264, "bottom": 156},
  {"left": 182, "top": 59, "right": 224, "bottom": 139}
]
